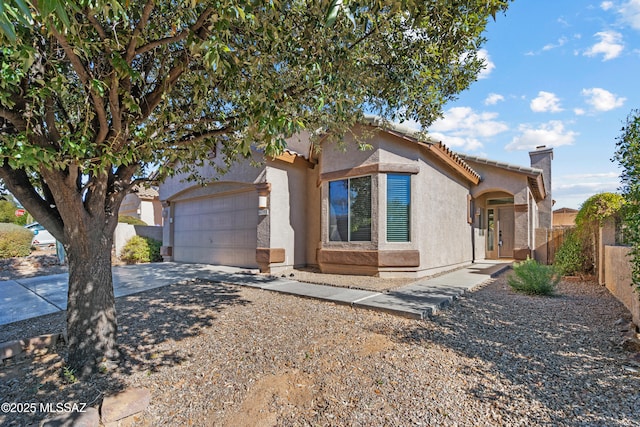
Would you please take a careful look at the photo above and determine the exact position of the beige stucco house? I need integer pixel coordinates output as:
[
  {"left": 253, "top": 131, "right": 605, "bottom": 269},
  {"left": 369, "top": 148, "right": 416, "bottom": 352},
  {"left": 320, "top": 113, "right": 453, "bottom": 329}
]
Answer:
[
  {"left": 119, "top": 185, "right": 164, "bottom": 226},
  {"left": 159, "top": 119, "right": 553, "bottom": 277}
]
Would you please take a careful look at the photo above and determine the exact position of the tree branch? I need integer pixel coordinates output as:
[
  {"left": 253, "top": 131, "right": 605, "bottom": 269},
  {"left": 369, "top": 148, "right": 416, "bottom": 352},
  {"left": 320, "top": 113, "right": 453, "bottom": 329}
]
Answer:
[
  {"left": 49, "top": 25, "right": 110, "bottom": 144},
  {"left": 0, "top": 161, "right": 64, "bottom": 240},
  {"left": 138, "top": 57, "right": 187, "bottom": 121},
  {"left": 175, "top": 127, "right": 231, "bottom": 146},
  {"left": 126, "top": 0, "right": 155, "bottom": 63},
  {"left": 86, "top": 9, "right": 111, "bottom": 52},
  {"left": 134, "top": 7, "right": 214, "bottom": 56},
  {"left": 0, "top": 108, "right": 27, "bottom": 131},
  {"left": 44, "top": 96, "right": 61, "bottom": 144}
]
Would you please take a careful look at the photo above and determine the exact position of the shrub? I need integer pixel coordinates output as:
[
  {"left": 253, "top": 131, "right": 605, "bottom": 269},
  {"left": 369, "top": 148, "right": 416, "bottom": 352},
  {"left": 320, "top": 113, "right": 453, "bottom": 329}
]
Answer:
[
  {"left": 554, "top": 230, "right": 587, "bottom": 276},
  {"left": 0, "top": 222, "right": 33, "bottom": 258},
  {"left": 508, "top": 258, "right": 560, "bottom": 296},
  {"left": 120, "top": 235, "right": 162, "bottom": 264},
  {"left": 118, "top": 215, "right": 148, "bottom": 226},
  {"left": 0, "top": 200, "right": 28, "bottom": 225}
]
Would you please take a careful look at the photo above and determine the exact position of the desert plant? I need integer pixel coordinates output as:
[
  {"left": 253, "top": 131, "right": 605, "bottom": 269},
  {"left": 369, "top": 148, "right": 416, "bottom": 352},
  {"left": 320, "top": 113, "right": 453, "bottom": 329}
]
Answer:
[
  {"left": 508, "top": 258, "right": 560, "bottom": 296},
  {"left": 554, "top": 230, "right": 588, "bottom": 276},
  {"left": 0, "top": 222, "right": 33, "bottom": 258},
  {"left": 120, "top": 235, "right": 162, "bottom": 264},
  {"left": 118, "top": 215, "right": 148, "bottom": 226}
]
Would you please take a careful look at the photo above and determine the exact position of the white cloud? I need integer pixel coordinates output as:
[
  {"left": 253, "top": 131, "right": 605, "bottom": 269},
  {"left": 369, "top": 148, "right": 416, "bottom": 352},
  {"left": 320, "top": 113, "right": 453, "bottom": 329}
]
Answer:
[
  {"left": 428, "top": 106, "right": 508, "bottom": 152},
  {"left": 543, "top": 37, "right": 568, "bottom": 51},
  {"left": 600, "top": 1, "right": 614, "bottom": 11},
  {"left": 484, "top": 93, "right": 504, "bottom": 106},
  {"left": 506, "top": 121, "right": 578, "bottom": 151},
  {"left": 618, "top": 0, "right": 640, "bottom": 30},
  {"left": 584, "top": 31, "right": 624, "bottom": 61},
  {"left": 477, "top": 49, "right": 495, "bottom": 79},
  {"left": 581, "top": 87, "right": 626, "bottom": 111},
  {"left": 530, "top": 91, "right": 563, "bottom": 113},
  {"left": 574, "top": 108, "right": 586, "bottom": 116},
  {"left": 428, "top": 133, "right": 484, "bottom": 151},
  {"left": 552, "top": 172, "right": 621, "bottom": 208}
]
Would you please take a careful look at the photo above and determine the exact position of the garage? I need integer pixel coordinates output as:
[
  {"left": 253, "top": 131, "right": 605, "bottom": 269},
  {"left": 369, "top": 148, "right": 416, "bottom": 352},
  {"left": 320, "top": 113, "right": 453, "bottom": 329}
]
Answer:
[{"left": 172, "top": 189, "right": 259, "bottom": 268}]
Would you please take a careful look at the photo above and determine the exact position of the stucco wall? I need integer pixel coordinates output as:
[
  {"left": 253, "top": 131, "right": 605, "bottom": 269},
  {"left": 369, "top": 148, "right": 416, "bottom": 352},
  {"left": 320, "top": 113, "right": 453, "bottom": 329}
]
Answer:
[
  {"left": 318, "top": 129, "right": 473, "bottom": 276},
  {"left": 266, "top": 161, "right": 309, "bottom": 270},
  {"left": 604, "top": 245, "right": 640, "bottom": 326},
  {"left": 159, "top": 152, "right": 266, "bottom": 201},
  {"left": 416, "top": 156, "right": 473, "bottom": 272}
]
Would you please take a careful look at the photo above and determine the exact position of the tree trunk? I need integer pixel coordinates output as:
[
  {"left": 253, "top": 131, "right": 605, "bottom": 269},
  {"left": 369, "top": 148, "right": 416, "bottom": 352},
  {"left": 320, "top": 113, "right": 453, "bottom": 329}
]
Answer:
[{"left": 65, "top": 227, "right": 118, "bottom": 378}]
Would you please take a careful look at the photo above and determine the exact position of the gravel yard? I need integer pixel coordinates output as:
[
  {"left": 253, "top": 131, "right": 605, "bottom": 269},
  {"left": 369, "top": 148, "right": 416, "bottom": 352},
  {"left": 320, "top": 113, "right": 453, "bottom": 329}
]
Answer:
[{"left": 1, "top": 264, "right": 639, "bottom": 426}]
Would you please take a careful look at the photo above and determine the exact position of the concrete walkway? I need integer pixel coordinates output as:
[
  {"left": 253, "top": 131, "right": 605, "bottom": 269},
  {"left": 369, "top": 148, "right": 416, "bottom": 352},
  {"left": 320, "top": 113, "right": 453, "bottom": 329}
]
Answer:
[{"left": 0, "top": 260, "right": 511, "bottom": 325}]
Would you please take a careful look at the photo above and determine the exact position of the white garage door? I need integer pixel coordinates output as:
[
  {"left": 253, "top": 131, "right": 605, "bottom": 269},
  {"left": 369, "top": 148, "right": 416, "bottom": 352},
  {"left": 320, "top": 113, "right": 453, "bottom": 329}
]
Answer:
[{"left": 173, "top": 190, "right": 258, "bottom": 268}]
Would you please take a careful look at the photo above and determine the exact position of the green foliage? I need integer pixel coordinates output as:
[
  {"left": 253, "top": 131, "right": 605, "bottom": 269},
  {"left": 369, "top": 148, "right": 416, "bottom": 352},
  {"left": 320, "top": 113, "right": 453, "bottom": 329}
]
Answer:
[
  {"left": 0, "top": 199, "right": 27, "bottom": 225},
  {"left": 0, "top": 222, "right": 32, "bottom": 258},
  {"left": 120, "top": 235, "right": 162, "bottom": 264},
  {"left": 560, "top": 192, "right": 626, "bottom": 276},
  {"left": 508, "top": 258, "right": 560, "bottom": 296},
  {"left": 553, "top": 230, "right": 587, "bottom": 276},
  {"left": 613, "top": 109, "right": 640, "bottom": 292},
  {"left": 575, "top": 192, "right": 625, "bottom": 228},
  {"left": 118, "top": 215, "right": 148, "bottom": 226},
  {"left": 61, "top": 366, "right": 77, "bottom": 384}
]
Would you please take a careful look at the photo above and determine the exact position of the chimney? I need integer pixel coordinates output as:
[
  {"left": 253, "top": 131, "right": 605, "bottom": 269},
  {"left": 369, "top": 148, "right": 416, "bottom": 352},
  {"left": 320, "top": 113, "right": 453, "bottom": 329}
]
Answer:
[{"left": 529, "top": 146, "right": 553, "bottom": 228}]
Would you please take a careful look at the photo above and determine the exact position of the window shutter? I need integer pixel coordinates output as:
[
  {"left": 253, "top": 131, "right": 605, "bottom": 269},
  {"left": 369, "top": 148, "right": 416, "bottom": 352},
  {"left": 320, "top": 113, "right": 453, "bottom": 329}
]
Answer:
[{"left": 387, "top": 174, "right": 410, "bottom": 242}]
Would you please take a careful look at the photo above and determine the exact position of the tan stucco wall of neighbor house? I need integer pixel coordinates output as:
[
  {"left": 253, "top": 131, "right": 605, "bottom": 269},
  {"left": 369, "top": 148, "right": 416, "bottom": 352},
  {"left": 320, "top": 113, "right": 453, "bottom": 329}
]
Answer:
[
  {"left": 119, "top": 195, "right": 163, "bottom": 226},
  {"left": 604, "top": 245, "right": 640, "bottom": 326},
  {"left": 553, "top": 208, "right": 578, "bottom": 227},
  {"left": 317, "top": 128, "right": 474, "bottom": 277}
]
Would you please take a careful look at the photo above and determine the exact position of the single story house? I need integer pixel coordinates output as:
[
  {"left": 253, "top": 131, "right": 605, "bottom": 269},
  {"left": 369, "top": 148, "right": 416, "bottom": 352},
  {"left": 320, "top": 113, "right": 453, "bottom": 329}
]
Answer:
[{"left": 158, "top": 118, "right": 553, "bottom": 277}]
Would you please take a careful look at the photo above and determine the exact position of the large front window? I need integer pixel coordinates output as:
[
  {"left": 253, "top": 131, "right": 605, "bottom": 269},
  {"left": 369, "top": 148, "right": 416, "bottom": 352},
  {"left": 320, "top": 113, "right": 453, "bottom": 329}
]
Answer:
[{"left": 329, "top": 176, "right": 372, "bottom": 241}]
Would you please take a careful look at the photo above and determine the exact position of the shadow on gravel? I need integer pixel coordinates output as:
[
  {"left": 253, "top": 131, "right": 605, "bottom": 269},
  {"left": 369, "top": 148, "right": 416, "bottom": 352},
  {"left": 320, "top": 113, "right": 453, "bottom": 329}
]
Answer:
[
  {"left": 114, "top": 279, "right": 250, "bottom": 376},
  {"left": 387, "top": 278, "right": 637, "bottom": 426},
  {"left": 0, "top": 278, "right": 249, "bottom": 426}
]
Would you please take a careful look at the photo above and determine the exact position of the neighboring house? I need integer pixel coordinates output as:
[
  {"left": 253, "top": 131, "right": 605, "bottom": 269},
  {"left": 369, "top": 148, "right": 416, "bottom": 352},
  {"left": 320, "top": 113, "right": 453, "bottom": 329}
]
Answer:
[
  {"left": 119, "top": 185, "right": 163, "bottom": 226},
  {"left": 159, "top": 118, "right": 553, "bottom": 277},
  {"left": 553, "top": 207, "right": 578, "bottom": 227}
]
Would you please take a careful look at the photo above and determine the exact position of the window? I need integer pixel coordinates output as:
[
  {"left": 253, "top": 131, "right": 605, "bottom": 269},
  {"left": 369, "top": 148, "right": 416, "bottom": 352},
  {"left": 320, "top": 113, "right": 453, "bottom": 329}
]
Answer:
[
  {"left": 387, "top": 174, "right": 410, "bottom": 242},
  {"left": 329, "top": 176, "right": 371, "bottom": 241}
]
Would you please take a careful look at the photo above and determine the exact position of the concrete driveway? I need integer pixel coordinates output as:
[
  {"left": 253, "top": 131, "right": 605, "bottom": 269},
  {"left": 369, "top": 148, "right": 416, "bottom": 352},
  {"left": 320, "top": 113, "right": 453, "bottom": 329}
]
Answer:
[
  {"left": 0, "top": 263, "right": 266, "bottom": 325},
  {"left": 0, "top": 260, "right": 511, "bottom": 326}
]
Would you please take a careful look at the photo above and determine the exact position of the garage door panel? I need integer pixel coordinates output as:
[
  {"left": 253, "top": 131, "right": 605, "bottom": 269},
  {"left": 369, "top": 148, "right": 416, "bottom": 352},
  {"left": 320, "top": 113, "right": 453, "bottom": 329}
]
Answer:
[{"left": 173, "top": 191, "right": 258, "bottom": 268}]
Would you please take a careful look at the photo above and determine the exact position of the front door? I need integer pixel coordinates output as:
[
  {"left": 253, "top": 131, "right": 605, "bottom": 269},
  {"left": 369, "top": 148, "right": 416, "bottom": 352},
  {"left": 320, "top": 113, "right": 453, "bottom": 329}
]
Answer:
[
  {"left": 497, "top": 206, "right": 514, "bottom": 258},
  {"left": 486, "top": 205, "right": 514, "bottom": 259}
]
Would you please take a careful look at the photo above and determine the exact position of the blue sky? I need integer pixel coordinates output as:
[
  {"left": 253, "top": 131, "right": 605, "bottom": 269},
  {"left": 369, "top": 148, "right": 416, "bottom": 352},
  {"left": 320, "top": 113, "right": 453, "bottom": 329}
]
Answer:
[{"left": 423, "top": 1, "right": 640, "bottom": 209}]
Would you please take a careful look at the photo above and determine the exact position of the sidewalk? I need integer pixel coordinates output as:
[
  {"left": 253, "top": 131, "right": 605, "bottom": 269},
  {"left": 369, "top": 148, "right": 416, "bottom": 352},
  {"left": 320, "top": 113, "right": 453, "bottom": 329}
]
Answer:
[{"left": 0, "top": 261, "right": 511, "bottom": 325}]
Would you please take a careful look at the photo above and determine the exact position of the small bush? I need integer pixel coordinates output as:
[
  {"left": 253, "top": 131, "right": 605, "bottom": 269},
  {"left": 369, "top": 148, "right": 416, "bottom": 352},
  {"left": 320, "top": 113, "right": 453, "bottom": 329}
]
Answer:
[
  {"left": 0, "top": 222, "right": 33, "bottom": 258},
  {"left": 508, "top": 258, "right": 560, "bottom": 296},
  {"left": 118, "top": 215, "right": 148, "bottom": 226},
  {"left": 0, "top": 200, "right": 28, "bottom": 225},
  {"left": 554, "top": 230, "right": 587, "bottom": 276},
  {"left": 120, "top": 235, "right": 162, "bottom": 264}
]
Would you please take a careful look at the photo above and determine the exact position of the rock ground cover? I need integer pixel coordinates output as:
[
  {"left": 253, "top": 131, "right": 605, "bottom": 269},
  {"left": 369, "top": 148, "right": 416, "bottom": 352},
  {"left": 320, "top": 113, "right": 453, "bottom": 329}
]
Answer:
[{"left": 0, "top": 259, "right": 639, "bottom": 426}]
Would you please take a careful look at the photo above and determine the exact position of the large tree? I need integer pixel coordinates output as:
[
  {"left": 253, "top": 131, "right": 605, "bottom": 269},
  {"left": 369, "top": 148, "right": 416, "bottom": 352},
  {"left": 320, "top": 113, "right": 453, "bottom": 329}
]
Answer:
[{"left": 0, "top": 0, "right": 512, "bottom": 376}]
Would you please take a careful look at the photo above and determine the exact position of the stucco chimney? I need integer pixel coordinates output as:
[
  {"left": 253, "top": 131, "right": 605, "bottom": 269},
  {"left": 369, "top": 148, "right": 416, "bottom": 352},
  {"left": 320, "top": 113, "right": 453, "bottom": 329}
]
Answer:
[{"left": 529, "top": 146, "right": 553, "bottom": 228}]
